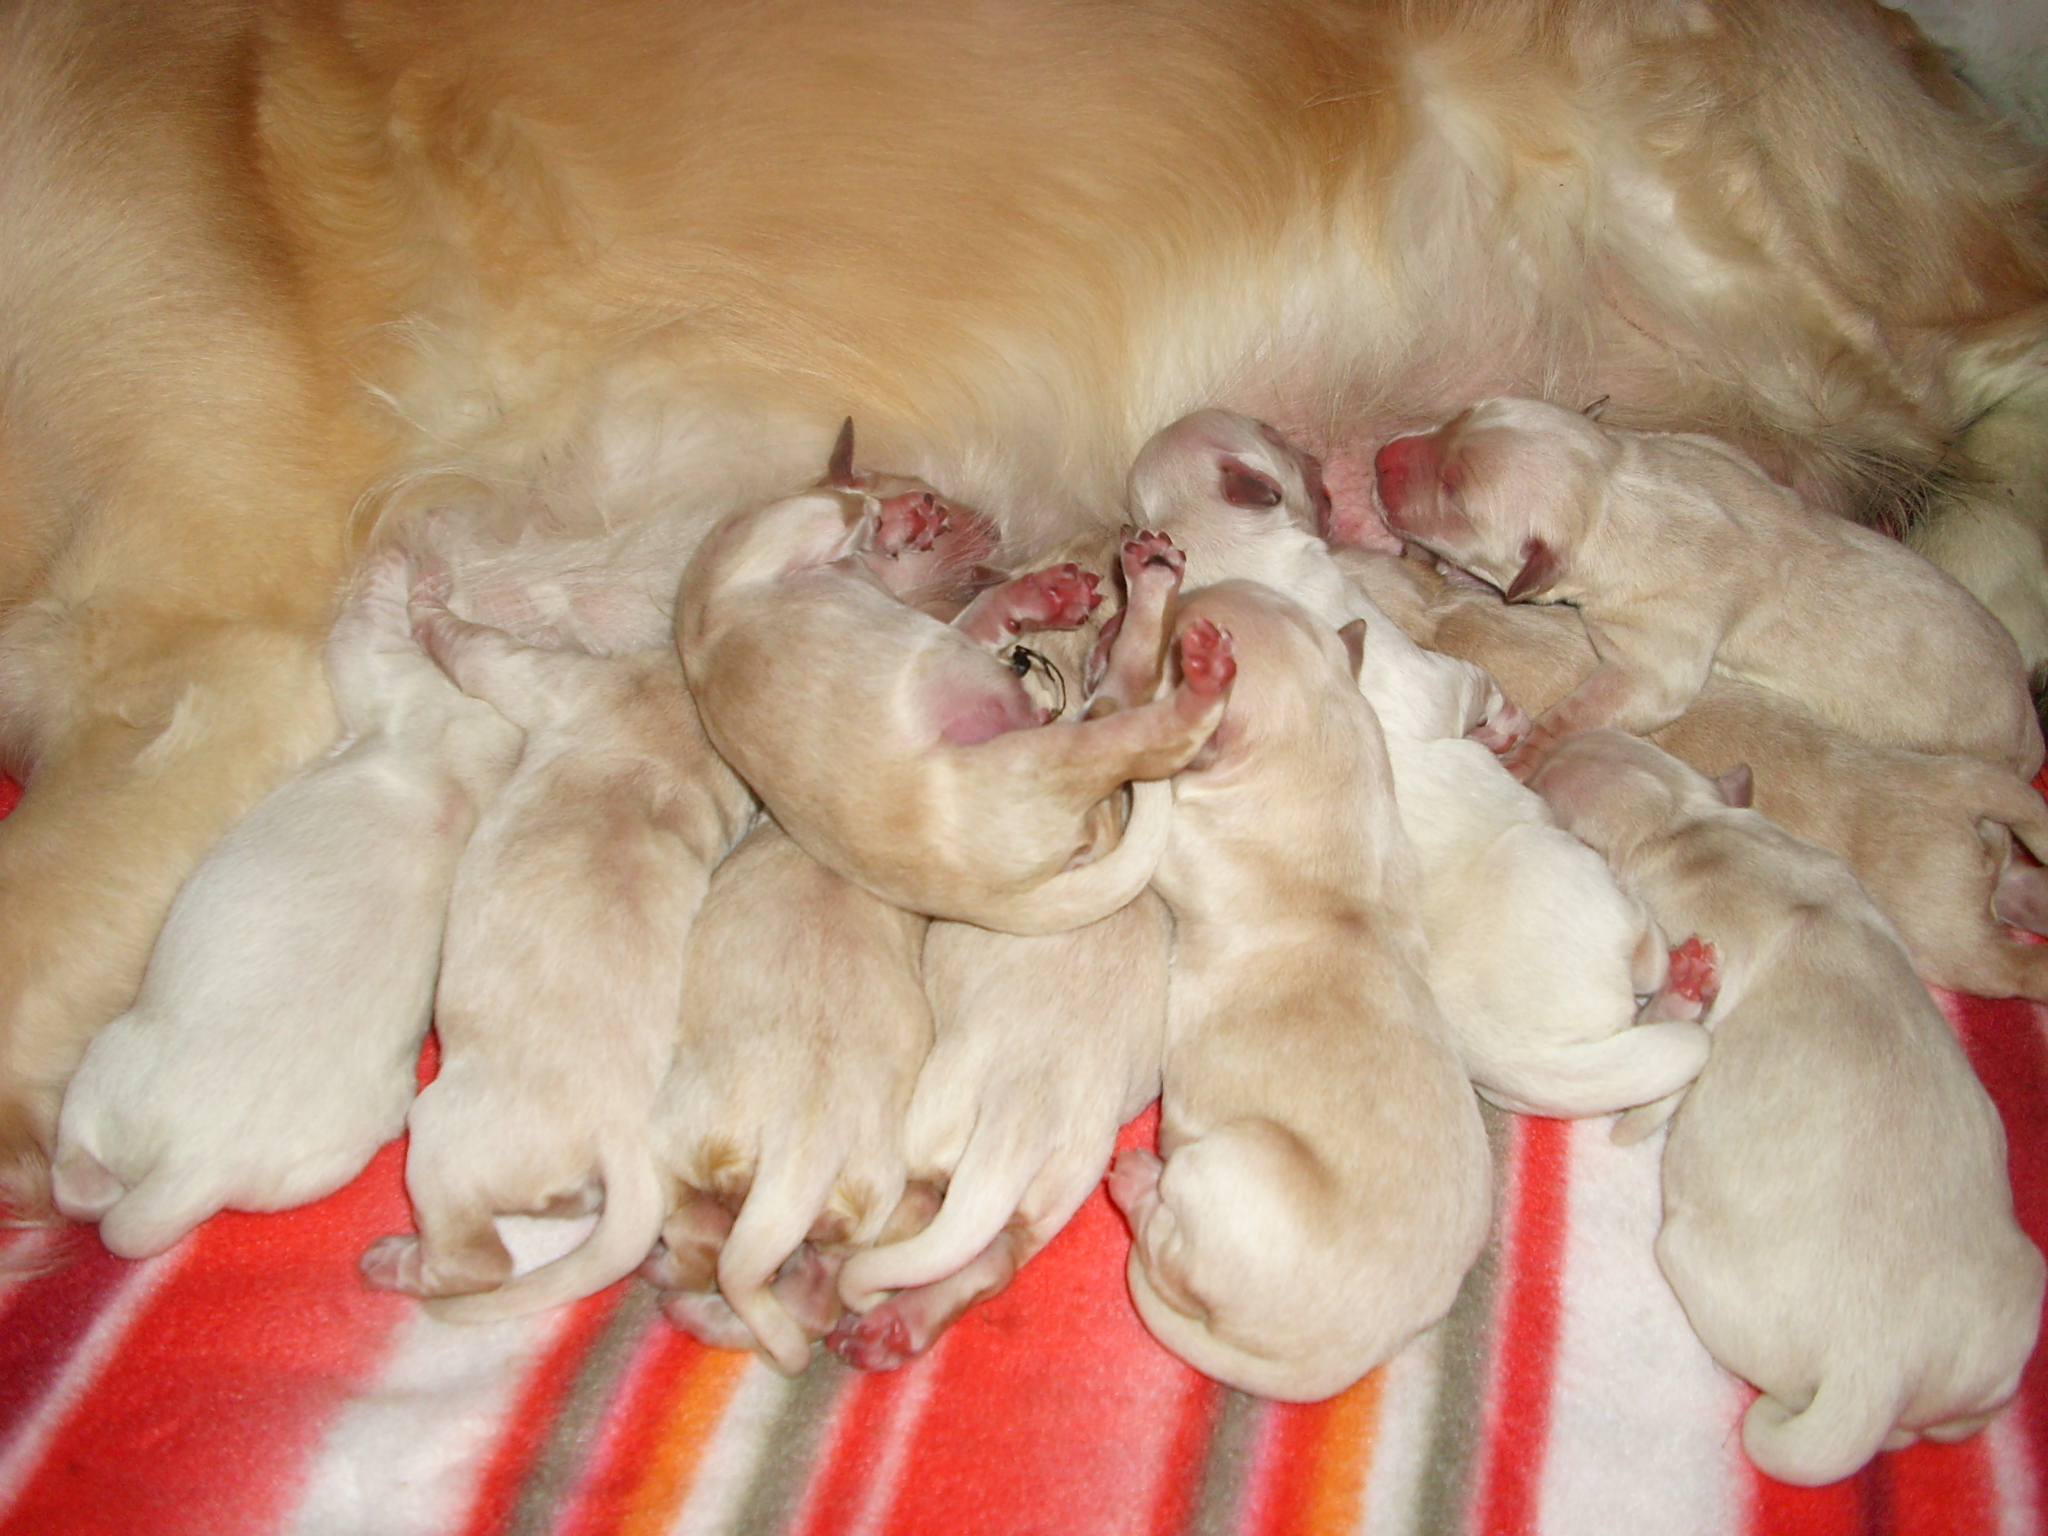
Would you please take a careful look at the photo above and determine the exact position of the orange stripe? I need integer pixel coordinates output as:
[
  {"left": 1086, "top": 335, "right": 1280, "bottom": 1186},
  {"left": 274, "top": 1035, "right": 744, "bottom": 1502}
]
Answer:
[
  {"left": 1302, "top": 1369, "right": 1383, "bottom": 1535},
  {"left": 605, "top": 1339, "right": 751, "bottom": 1536}
]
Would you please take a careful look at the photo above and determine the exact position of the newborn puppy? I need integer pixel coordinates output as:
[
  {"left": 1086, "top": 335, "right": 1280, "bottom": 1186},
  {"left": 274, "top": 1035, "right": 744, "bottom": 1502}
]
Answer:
[
  {"left": 360, "top": 595, "right": 753, "bottom": 1322},
  {"left": 1375, "top": 396, "right": 2044, "bottom": 779},
  {"left": 828, "top": 895, "right": 1169, "bottom": 1370},
  {"left": 676, "top": 424, "right": 1227, "bottom": 934},
  {"left": 1531, "top": 730, "right": 2045, "bottom": 1486},
  {"left": 1348, "top": 550, "right": 2048, "bottom": 1002},
  {"left": 50, "top": 548, "right": 522, "bottom": 1257},
  {"left": 1111, "top": 580, "right": 1490, "bottom": 1401},
  {"left": 1136, "top": 413, "right": 1706, "bottom": 1120},
  {"left": 648, "top": 818, "right": 932, "bottom": 1376}
]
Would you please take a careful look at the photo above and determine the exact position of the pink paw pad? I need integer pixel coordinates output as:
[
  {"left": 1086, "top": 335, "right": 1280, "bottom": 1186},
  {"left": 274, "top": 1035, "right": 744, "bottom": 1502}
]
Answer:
[
  {"left": 1666, "top": 935, "right": 1720, "bottom": 1008},
  {"left": 1176, "top": 619, "right": 1236, "bottom": 696},
  {"left": 1121, "top": 529, "right": 1185, "bottom": 583},
  {"left": 826, "top": 1312, "right": 918, "bottom": 1372},
  {"left": 1471, "top": 699, "right": 1531, "bottom": 755},
  {"left": 874, "top": 491, "right": 949, "bottom": 555},
  {"left": 998, "top": 564, "right": 1101, "bottom": 631}
]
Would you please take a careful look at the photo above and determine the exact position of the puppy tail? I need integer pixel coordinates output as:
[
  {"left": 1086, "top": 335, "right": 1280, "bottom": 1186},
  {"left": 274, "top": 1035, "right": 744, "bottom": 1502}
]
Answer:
[
  {"left": 1741, "top": 1378, "right": 1895, "bottom": 1488},
  {"left": 836, "top": 1119, "right": 1044, "bottom": 1311},
  {"left": 716, "top": 1153, "right": 845, "bottom": 1377},
  {"left": 961, "top": 780, "right": 1171, "bottom": 936},
  {"left": 423, "top": 1148, "right": 665, "bottom": 1325}
]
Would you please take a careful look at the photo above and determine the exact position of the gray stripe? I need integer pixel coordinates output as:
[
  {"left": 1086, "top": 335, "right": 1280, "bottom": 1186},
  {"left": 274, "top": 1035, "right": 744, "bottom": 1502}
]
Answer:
[
  {"left": 1184, "top": 1388, "right": 1265, "bottom": 1536},
  {"left": 730, "top": 1347, "right": 854, "bottom": 1536}
]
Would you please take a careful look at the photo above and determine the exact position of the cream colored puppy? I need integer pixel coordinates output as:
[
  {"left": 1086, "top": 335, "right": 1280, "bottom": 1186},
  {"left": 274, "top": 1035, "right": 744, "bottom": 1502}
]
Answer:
[
  {"left": 1375, "top": 396, "right": 2044, "bottom": 779},
  {"left": 676, "top": 427, "right": 1228, "bottom": 935},
  {"left": 648, "top": 819, "right": 931, "bottom": 1376},
  {"left": 1135, "top": 413, "right": 1706, "bottom": 1120},
  {"left": 50, "top": 548, "right": 521, "bottom": 1257},
  {"left": 1110, "top": 580, "right": 1490, "bottom": 1401},
  {"left": 1530, "top": 730, "right": 2045, "bottom": 1487},
  {"left": 360, "top": 598, "right": 752, "bottom": 1322},
  {"left": 1349, "top": 551, "right": 2048, "bottom": 1002}
]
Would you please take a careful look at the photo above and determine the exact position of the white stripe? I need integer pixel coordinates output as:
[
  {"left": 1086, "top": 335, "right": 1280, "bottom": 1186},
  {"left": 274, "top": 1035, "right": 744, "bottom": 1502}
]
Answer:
[
  {"left": 284, "top": 1304, "right": 577, "bottom": 1536},
  {"left": 666, "top": 1358, "right": 794, "bottom": 1536},
  {"left": 0, "top": 1248, "right": 186, "bottom": 1512},
  {"left": 1357, "top": 1321, "right": 1446, "bottom": 1536},
  {"left": 1987, "top": 1401, "right": 2041, "bottom": 1536},
  {"left": 1536, "top": 1119, "right": 1749, "bottom": 1536}
]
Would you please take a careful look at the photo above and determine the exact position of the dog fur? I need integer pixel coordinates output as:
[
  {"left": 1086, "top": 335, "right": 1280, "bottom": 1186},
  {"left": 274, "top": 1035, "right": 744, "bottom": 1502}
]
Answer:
[
  {"left": 2, "top": 0, "right": 2046, "bottom": 1208},
  {"left": 1346, "top": 549, "right": 2048, "bottom": 1000},
  {"left": 1530, "top": 729, "right": 2045, "bottom": 1486},
  {"left": 1110, "top": 580, "right": 1491, "bottom": 1401},
  {"left": 1373, "top": 395, "right": 2045, "bottom": 777},
  {"left": 360, "top": 597, "right": 752, "bottom": 1321},
  {"left": 50, "top": 546, "right": 520, "bottom": 1257}
]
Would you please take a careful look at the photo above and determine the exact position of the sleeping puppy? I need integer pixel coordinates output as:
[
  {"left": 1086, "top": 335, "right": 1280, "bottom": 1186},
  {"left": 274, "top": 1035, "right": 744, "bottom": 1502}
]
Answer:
[
  {"left": 826, "top": 547, "right": 1183, "bottom": 1367},
  {"left": 49, "top": 547, "right": 521, "bottom": 1257},
  {"left": 1110, "top": 580, "right": 1490, "bottom": 1402},
  {"left": 1530, "top": 730, "right": 2045, "bottom": 1486},
  {"left": 1135, "top": 413, "right": 1706, "bottom": 1120},
  {"left": 647, "top": 818, "right": 932, "bottom": 1376},
  {"left": 828, "top": 894, "right": 1170, "bottom": 1370},
  {"left": 360, "top": 594, "right": 753, "bottom": 1322},
  {"left": 1346, "top": 551, "right": 2048, "bottom": 1001},
  {"left": 1374, "top": 396, "right": 2044, "bottom": 778},
  {"left": 676, "top": 426, "right": 1228, "bottom": 935}
]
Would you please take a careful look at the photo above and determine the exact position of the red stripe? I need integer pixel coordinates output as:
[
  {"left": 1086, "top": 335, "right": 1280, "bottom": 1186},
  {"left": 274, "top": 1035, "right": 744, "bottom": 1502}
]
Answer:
[
  {"left": 1749, "top": 1462, "right": 1880, "bottom": 1536},
  {"left": 0, "top": 777, "right": 18, "bottom": 820},
  {"left": 0, "top": 1138, "right": 413, "bottom": 1536},
  {"left": 1881, "top": 1434, "right": 1997, "bottom": 1536},
  {"left": 1472, "top": 1113, "right": 1573, "bottom": 1536},
  {"left": 456, "top": 1284, "right": 630, "bottom": 1536},
  {"left": 0, "top": 1243, "right": 135, "bottom": 1443}
]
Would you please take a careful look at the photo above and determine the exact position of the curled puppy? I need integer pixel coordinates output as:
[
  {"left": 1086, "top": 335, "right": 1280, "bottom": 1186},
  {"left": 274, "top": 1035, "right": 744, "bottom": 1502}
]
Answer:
[
  {"left": 50, "top": 548, "right": 522, "bottom": 1257},
  {"left": 649, "top": 819, "right": 932, "bottom": 1376},
  {"left": 676, "top": 426, "right": 1226, "bottom": 934},
  {"left": 361, "top": 597, "right": 752, "bottom": 1321},
  {"left": 1348, "top": 550, "right": 2048, "bottom": 1002},
  {"left": 829, "top": 887, "right": 1171, "bottom": 1371},
  {"left": 1136, "top": 412, "right": 1705, "bottom": 1119},
  {"left": 1530, "top": 730, "right": 2046, "bottom": 1486},
  {"left": 1111, "top": 580, "right": 1490, "bottom": 1401},
  {"left": 1375, "top": 396, "right": 2044, "bottom": 778}
]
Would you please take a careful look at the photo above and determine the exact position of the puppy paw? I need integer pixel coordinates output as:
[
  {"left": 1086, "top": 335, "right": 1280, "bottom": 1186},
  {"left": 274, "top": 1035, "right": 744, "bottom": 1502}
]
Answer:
[
  {"left": 1639, "top": 935, "right": 1720, "bottom": 1022},
  {"left": 825, "top": 1310, "right": 918, "bottom": 1372},
  {"left": 873, "top": 490, "right": 948, "bottom": 556},
  {"left": 659, "top": 1287, "right": 760, "bottom": 1352},
  {"left": 1106, "top": 1147, "right": 1164, "bottom": 1224},
  {"left": 1176, "top": 620, "right": 1236, "bottom": 696},
  {"left": 1121, "top": 529, "right": 1185, "bottom": 584},
  {"left": 1471, "top": 697, "right": 1531, "bottom": 755},
  {"left": 358, "top": 1233, "right": 424, "bottom": 1294}
]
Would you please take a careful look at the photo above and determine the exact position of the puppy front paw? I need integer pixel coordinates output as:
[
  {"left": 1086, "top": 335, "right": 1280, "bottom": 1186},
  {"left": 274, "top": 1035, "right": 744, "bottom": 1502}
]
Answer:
[
  {"left": 1471, "top": 698, "right": 1531, "bottom": 755},
  {"left": 873, "top": 490, "right": 948, "bottom": 556}
]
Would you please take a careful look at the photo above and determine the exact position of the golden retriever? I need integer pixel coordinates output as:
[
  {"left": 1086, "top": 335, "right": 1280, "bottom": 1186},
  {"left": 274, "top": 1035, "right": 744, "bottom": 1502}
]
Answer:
[{"left": 1, "top": 0, "right": 2045, "bottom": 1209}]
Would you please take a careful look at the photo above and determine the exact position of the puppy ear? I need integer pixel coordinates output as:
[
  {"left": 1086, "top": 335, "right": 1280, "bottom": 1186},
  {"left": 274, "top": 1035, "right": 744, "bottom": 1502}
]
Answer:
[
  {"left": 1503, "top": 537, "right": 1561, "bottom": 602},
  {"left": 1582, "top": 395, "right": 1610, "bottom": 421},
  {"left": 826, "top": 417, "right": 859, "bottom": 488},
  {"left": 1218, "top": 457, "right": 1284, "bottom": 509},
  {"left": 1714, "top": 764, "right": 1754, "bottom": 807},
  {"left": 1338, "top": 618, "right": 1368, "bottom": 681}
]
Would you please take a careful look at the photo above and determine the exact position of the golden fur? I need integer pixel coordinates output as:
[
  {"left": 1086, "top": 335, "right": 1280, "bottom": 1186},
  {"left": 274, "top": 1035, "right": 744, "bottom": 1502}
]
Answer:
[{"left": 2, "top": 0, "right": 2046, "bottom": 1206}]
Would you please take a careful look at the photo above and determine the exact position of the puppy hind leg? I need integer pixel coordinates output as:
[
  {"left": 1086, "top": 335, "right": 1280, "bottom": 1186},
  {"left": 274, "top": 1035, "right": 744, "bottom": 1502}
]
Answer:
[
  {"left": 716, "top": 1153, "right": 844, "bottom": 1375},
  {"left": 828, "top": 1225, "right": 1031, "bottom": 1371},
  {"left": 93, "top": 1166, "right": 231, "bottom": 1260}
]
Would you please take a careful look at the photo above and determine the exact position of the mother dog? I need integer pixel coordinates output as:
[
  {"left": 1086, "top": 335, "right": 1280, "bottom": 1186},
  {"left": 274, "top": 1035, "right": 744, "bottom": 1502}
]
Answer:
[{"left": 0, "top": 0, "right": 2044, "bottom": 1208}]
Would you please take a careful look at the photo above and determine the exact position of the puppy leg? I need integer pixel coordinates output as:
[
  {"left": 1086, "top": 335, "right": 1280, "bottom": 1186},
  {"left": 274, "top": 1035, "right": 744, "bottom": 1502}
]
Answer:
[
  {"left": 828, "top": 1224, "right": 1031, "bottom": 1370},
  {"left": 952, "top": 564, "right": 1101, "bottom": 646}
]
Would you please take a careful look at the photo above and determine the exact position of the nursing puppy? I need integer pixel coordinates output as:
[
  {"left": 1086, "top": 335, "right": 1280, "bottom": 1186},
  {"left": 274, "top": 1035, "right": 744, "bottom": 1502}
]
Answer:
[
  {"left": 1348, "top": 551, "right": 2048, "bottom": 1001},
  {"left": 1375, "top": 396, "right": 2044, "bottom": 778},
  {"left": 677, "top": 433, "right": 1221, "bottom": 934},
  {"left": 1135, "top": 413, "right": 1705, "bottom": 1119},
  {"left": 647, "top": 819, "right": 932, "bottom": 1376},
  {"left": 1111, "top": 580, "right": 1490, "bottom": 1401},
  {"left": 360, "top": 595, "right": 752, "bottom": 1321},
  {"left": 1530, "top": 730, "right": 2045, "bottom": 1486},
  {"left": 49, "top": 548, "right": 521, "bottom": 1258},
  {"left": 6, "top": 0, "right": 2047, "bottom": 1213}
]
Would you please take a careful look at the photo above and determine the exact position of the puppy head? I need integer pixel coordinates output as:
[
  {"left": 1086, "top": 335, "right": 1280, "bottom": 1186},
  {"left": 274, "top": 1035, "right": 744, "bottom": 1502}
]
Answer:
[
  {"left": 1525, "top": 728, "right": 1733, "bottom": 863},
  {"left": 1373, "top": 396, "right": 1620, "bottom": 601},
  {"left": 1126, "top": 410, "right": 1332, "bottom": 580}
]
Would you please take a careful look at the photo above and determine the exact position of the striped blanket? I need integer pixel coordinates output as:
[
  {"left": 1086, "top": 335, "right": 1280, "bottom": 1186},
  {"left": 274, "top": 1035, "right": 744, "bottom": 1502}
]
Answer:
[{"left": 3, "top": 781, "right": 2046, "bottom": 1536}]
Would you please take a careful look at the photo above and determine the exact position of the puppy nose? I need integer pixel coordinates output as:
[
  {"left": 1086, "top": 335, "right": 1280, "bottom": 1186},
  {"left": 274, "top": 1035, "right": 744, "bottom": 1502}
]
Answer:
[{"left": 1373, "top": 432, "right": 1441, "bottom": 521}]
